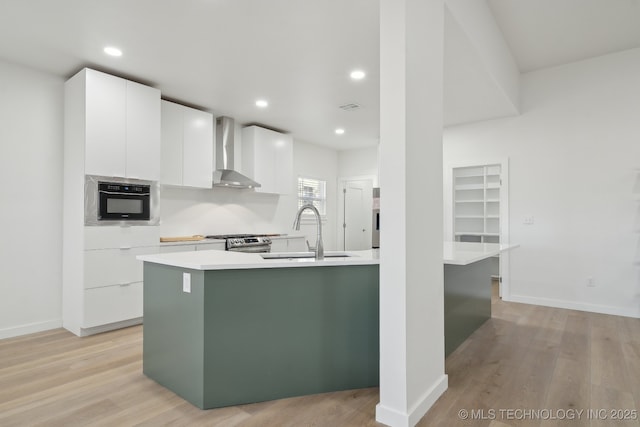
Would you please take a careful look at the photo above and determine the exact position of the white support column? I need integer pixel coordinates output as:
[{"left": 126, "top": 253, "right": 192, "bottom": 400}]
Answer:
[{"left": 376, "top": 0, "right": 448, "bottom": 426}]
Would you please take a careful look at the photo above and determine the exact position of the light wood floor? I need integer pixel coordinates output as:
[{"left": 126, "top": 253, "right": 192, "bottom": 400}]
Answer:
[{"left": 1, "top": 286, "right": 639, "bottom": 427}]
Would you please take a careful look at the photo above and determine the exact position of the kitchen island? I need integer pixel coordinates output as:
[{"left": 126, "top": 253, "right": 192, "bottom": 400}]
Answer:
[
  {"left": 138, "top": 243, "right": 515, "bottom": 409},
  {"left": 443, "top": 242, "right": 518, "bottom": 356},
  {"left": 137, "top": 249, "right": 380, "bottom": 410}
]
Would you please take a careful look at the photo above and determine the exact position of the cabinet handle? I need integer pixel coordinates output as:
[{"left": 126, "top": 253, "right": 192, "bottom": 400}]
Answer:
[
  {"left": 120, "top": 246, "right": 132, "bottom": 250},
  {"left": 119, "top": 281, "right": 135, "bottom": 287}
]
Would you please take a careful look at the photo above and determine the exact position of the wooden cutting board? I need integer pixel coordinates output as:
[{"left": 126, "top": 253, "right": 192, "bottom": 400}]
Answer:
[{"left": 160, "top": 235, "right": 205, "bottom": 242}]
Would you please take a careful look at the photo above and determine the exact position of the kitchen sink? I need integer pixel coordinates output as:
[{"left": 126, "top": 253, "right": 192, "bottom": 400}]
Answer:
[{"left": 260, "top": 251, "right": 355, "bottom": 260}]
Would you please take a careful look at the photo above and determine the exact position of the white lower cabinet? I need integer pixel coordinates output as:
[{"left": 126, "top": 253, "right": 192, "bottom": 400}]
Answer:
[
  {"left": 84, "top": 246, "right": 158, "bottom": 289},
  {"left": 158, "top": 242, "right": 225, "bottom": 253},
  {"left": 159, "top": 244, "right": 197, "bottom": 253},
  {"left": 196, "top": 242, "right": 225, "bottom": 251},
  {"left": 69, "top": 235, "right": 227, "bottom": 336},
  {"left": 78, "top": 243, "right": 158, "bottom": 334},
  {"left": 84, "top": 226, "right": 159, "bottom": 250},
  {"left": 84, "top": 282, "right": 144, "bottom": 328},
  {"left": 64, "top": 226, "right": 160, "bottom": 336}
]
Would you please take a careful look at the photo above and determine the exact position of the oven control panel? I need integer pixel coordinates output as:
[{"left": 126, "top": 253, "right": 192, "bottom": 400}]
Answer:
[{"left": 226, "top": 236, "right": 272, "bottom": 252}]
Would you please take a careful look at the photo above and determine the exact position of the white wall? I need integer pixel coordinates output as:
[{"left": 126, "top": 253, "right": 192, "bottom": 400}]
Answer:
[
  {"left": 0, "top": 59, "right": 341, "bottom": 338},
  {"left": 444, "top": 48, "right": 640, "bottom": 317},
  {"left": 338, "top": 146, "right": 379, "bottom": 185},
  {"left": 160, "top": 139, "right": 339, "bottom": 250},
  {"left": 292, "top": 140, "right": 339, "bottom": 251},
  {"left": 445, "top": 0, "right": 520, "bottom": 113},
  {"left": 0, "top": 60, "right": 64, "bottom": 338}
]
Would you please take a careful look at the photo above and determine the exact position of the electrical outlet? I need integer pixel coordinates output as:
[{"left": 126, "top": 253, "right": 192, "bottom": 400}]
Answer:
[
  {"left": 523, "top": 216, "right": 535, "bottom": 225},
  {"left": 586, "top": 277, "right": 595, "bottom": 287},
  {"left": 183, "top": 272, "right": 191, "bottom": 293}
]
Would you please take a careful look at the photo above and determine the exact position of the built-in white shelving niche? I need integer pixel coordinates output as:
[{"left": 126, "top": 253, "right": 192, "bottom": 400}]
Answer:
[
  {"left": 453, "top": 164, "right": 502, "bottom": 244},
  {"left": 446, "top": 158, "right": 510, "bottom": 298}
]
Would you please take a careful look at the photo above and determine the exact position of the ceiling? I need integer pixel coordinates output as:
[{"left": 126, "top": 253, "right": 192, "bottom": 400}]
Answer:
[
  {"left": 487, "top": 0, "right": 640, "bottom": 73},
  {"left": 0, "top": 0, "right": 639, "bottom": 150}
]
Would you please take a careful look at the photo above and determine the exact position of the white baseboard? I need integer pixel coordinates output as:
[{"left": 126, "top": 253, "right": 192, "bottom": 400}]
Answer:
[
  {"left": 0, "top": 318, "right": 63, "bottom": 340},
  {"left": 376, "top": 403, "right": 411, "bottom": 427},
  {"left": 508, "top": 295, "right": 640, "bottom": 318},
  {"left": 376, "top": 374, "right": 448, "bottom": 427},
  {"left": 79, "top": 317, "right": 143, "bottom": 337}
]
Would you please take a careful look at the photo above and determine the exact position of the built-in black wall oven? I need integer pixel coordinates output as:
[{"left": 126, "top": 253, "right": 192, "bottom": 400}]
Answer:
[{"left": 85, "top": 175, "right": 159, "bottom": 225}]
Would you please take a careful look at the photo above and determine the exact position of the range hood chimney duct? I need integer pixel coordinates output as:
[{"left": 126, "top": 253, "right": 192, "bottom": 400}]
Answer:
[{"left": 212, "top": 116, "right": 261, "bottom": 189}]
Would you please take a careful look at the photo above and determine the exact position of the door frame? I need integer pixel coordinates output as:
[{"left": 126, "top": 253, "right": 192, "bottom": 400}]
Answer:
[
  {"left": 444, "top": 158, "right": 511, "bottom": 300},
  {"left": 337, "top": 175, "right": 377, "bottom": 251}
]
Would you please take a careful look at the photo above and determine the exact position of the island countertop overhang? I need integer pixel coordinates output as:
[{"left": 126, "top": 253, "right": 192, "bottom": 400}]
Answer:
[
  {"left": 137, "top": 249, "right": 380, "bottom": 270},
  {"left": 443, "top": 241, "right": 520, "bottom": 265},
  {"left": 138, "top": 242, "right": 518, "bottom": 270}
]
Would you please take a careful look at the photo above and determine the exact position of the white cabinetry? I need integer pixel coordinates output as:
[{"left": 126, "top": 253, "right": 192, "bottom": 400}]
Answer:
[
  {"left": 66, "top": 226, "right": 159, "bottom": 336},
  {"left": 159, "top": 244, "right": 198, "bottom": 253},
  {"left": 241, "top": 126, "right": 293, "bottom": 194},
  {"left": 84, "top": 283, "right": 144, "bottom": 329},
  {"left": 125, "top": 81, "right": 161, "bottom": 180},
  {"left": 84, "top": 246, "right": 157, "bottom": 289},
  {"left": 84, "top": 69, "right": 126, "bottom": 177},
  {"left": 195, "top": 242, "right": 226, "bottom": 251},
  {"left": 82, "top": 68, "right": 160, "bottom": 180},
  {"left": 159, "top": 241, "right": 225, "bottom": 253},
  {"left": 83, "top": 227, "right": 159, "bottom": 329},
  {"left": 82, "top": 235, "right": 156, "bottom": 329},
  {"left": 161, "top": 100, "right": 213, "bottom": 188},
  {"left": 64, "top": 68, "right": 161, "bottom": 337}
]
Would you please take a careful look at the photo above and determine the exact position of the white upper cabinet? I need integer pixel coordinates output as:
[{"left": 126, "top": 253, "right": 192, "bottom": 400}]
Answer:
[
  {"left": 182, "top": 106, "right": 213, "bottom": 188},
  {"left": 160, "top": 101, "right": 183, "bottom": 186},
  {"left": 160, "top": 100, "right": 213, "bottom": 188},
  {"left": 241, "top": 126, "right": 293, "bottom": 194},
  {"left": 82, "top": 68, "right": 160, "bottom": 180},
  {"left": 85, "top": 69, "right": 127, "bottom": 177},
  {"left": 125, "top": 81, "right": 161, "bottom": 180}
]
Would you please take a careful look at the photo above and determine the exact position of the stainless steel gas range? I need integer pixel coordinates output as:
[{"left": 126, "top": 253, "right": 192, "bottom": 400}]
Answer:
[{"left": 206, "top": 234, "right": 273, "bottom": 253}]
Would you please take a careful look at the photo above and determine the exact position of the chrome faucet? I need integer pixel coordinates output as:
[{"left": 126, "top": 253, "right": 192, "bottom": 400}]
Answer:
[{"left": 293, "top": 204, "right": 324, "bottom": 260}]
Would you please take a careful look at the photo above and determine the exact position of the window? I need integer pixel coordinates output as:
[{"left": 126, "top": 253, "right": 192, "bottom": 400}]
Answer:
[{"left": 297, "top": 177, "right": 326, "bottom": 216}]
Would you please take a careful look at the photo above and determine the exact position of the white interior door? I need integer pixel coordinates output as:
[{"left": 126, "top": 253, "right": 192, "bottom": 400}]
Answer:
[{"left": 342, "top": 179, "right": 373, "bottom": 250}]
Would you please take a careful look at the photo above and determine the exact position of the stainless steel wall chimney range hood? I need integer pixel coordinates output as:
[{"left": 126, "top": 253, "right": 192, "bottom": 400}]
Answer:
[{"left": 212, "top": 116, "right": 261, "bottom": 189}]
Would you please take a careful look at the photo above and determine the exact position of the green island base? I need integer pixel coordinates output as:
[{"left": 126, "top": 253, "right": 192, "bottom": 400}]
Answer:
[{"left": 142, "top": 263, "right": 380, "bottom": 409}]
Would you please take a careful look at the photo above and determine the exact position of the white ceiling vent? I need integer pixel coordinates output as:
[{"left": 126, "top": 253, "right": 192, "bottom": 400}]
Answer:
[{"left": 338, "top": 103, "right": 362, "bottom": 111}]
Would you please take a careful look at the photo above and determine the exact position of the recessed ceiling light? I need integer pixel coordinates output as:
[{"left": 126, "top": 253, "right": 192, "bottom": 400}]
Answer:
[
  {"left": 255, "top": 99, "right": 269, "bottom": 108},
  {"left": 335, "top": 128, "right": 345, "bottom": 135},
  {"left": 103, "top": 46, "right": 122, "bottom": 57},
  {"left": 350, "top": 70, "right": 366, "bottom": 80}
]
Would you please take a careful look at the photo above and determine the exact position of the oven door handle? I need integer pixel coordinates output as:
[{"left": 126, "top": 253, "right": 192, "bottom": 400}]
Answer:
[
  {"left": 228, "top": 246, "right": 272, "bottom": 253},
  {"left": 99, "top": 190, "right": 150, "bottom": 196}
]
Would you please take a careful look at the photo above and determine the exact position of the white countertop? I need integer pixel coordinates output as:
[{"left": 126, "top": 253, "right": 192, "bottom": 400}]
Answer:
[
  {"left": 141, "top": 241, "right": 517, "bottom": 270},
  {"left": 158, "top": 235, "right": 305, "bottom": 246},
  {"left": 443, "top": 242, "right": 519, "bottom": 266},
  {"left": 138, "top": 249, "right": 380, "bottom": 270},
  {"left": 159, "top": 238, "right": 225, "bottom": 246}
]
